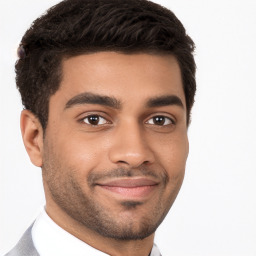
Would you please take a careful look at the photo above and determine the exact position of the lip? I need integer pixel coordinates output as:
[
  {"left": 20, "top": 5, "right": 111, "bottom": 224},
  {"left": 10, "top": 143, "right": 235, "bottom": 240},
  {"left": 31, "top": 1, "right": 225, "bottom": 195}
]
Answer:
[{"left": 96, "top": 178, "right": 159, "bottom": 199}]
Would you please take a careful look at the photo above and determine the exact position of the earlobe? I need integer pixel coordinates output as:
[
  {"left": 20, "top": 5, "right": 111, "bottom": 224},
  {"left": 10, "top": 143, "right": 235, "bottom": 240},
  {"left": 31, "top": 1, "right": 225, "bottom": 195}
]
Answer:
[{"left": 20, "top": 110, "right": 44, "bottom": 167}]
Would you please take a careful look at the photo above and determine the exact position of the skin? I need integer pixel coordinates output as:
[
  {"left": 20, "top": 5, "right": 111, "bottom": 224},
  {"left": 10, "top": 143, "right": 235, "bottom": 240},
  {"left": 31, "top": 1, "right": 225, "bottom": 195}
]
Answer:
[{"left": 21, "top": 52, "right": 189, "bottom": 256}]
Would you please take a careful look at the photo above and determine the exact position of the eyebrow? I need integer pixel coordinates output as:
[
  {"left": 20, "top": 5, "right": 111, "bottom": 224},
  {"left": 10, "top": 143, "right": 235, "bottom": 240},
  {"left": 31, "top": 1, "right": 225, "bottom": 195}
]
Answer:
[
  {"left": 65, "top": 92, "right": 184, "bottom": 110},
  {"left": 146, "top": 95, "right": 184, "bottom": 108},
  {"left": 65, "top": 92, "right": 122, "bottom": 109}
]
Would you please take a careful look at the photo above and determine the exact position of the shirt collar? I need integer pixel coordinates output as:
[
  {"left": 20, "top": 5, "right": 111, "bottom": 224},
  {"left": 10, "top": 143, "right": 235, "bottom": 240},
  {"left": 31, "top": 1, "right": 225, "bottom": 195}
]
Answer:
[{"left": 32, "top": 208, "right": 161, "bottom": 256}]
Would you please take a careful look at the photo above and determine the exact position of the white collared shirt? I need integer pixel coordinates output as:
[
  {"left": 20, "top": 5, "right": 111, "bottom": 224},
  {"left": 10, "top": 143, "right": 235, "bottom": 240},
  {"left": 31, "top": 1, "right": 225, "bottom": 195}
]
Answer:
[{"left": 32, "top": 209, "right": 162, "bottom": 256}]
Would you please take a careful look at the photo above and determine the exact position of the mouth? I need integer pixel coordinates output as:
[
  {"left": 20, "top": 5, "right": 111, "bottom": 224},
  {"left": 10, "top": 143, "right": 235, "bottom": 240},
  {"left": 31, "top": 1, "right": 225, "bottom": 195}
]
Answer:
[{"left": 95, "top": 178, "right": 159, "bottom": 199}]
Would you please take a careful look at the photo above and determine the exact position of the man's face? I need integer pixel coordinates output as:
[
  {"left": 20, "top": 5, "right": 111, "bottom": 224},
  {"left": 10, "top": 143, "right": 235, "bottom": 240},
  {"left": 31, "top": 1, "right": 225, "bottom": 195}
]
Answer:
[{"left": 42, "top": 52, "right": 188, "bottom": 240}]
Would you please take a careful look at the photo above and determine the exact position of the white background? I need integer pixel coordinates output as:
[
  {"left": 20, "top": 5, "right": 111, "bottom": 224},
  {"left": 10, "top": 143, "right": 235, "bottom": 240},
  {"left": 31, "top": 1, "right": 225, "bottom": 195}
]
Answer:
[{"left": 1, "top": 0, "right": 256, "bottom": 255}]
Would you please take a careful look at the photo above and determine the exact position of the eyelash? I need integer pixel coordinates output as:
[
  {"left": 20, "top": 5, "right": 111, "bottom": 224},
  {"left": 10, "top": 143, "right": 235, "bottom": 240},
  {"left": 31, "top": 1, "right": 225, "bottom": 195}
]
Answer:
[
  {"left": 146, "top": 115, "right": 175, "bottom": 126},
  {"left": 81, "top": 114, "right": 175, "bottom": 126},
  {"left": 82, "top": 115, "right": 110, "bottom": 126}
]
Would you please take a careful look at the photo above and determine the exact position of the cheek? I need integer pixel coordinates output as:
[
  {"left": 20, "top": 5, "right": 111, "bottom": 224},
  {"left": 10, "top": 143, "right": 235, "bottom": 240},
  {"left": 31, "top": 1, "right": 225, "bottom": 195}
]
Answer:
[
  {"left": 50, "top": 131, "right": 110, "bottom": 173},
  {"left": 153, "top": 132, "right": 189, "bottom": 177}
]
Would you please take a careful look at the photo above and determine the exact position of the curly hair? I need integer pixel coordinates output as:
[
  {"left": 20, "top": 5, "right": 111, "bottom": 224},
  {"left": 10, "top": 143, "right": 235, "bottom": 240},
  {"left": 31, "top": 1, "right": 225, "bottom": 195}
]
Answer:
[{"left": 16, "top": 0, "right": 196, "bottom": 129}]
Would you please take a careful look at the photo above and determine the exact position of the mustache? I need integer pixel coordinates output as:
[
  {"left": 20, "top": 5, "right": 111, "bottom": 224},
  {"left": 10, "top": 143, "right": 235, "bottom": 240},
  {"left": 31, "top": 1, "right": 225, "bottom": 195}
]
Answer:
[{"left": 87, "top": 167, "right": 169, "bottom": 186}]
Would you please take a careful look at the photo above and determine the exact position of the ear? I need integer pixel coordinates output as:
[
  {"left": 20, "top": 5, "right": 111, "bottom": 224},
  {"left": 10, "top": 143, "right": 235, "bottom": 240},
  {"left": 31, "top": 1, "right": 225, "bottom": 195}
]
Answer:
[{"left": 20, "top": 109, "right": 44, "bottom": 167}]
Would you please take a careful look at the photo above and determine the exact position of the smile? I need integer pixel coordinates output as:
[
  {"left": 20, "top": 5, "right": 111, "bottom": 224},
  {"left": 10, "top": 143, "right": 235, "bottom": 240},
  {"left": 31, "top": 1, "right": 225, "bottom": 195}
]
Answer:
[{"left": 96, "top": 178, "right": 159, "bottom": 199}]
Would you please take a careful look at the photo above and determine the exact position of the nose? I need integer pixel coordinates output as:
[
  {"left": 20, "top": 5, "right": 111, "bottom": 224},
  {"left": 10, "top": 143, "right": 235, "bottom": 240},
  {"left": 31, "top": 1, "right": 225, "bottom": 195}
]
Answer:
[{"left": 108, "top": 121, "right": 155, "bottom": 168}]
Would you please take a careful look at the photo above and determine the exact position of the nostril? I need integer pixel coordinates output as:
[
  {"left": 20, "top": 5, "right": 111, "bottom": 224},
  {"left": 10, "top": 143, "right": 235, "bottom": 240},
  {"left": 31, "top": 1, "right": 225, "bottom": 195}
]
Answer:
[
  {"left": 118, "top": 160, "right": 128, "bottom": 164},
  {"left": 116, "top": 159, "right": 151, "bottom": 169}
]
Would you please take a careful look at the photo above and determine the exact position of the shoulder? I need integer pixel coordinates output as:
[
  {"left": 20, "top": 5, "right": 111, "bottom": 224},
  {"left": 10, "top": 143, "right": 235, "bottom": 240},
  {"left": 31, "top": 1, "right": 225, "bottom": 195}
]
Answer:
[{"left": 4, "top": 224, "right": 39, "bottom": 256}]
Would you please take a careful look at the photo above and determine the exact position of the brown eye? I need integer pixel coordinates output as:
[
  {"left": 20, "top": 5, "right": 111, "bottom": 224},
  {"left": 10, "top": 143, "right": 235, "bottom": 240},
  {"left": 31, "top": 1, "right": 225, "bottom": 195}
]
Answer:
[
  {"left": 83, "top": 115, "right": 108, "bottom": 126},
  {"left": 147, "top": 116, "right": 173, "bottom": 126}
]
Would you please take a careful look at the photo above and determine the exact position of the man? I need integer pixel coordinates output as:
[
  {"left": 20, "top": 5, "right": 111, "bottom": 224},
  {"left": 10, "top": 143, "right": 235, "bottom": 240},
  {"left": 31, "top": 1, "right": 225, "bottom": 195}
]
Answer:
[{"left": 5, "top": 0, "right": 196, "bottom": 255}]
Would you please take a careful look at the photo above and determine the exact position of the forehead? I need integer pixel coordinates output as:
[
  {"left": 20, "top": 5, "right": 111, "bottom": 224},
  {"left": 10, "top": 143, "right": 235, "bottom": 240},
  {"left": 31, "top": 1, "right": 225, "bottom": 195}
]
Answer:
[{"left": 54, "top": 52, "right": 185, "bottom": 107}]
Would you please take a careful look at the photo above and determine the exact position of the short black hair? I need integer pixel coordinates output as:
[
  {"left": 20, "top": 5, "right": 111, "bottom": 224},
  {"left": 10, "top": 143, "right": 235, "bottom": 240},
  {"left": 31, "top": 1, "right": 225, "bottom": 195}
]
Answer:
[{"left": 16, "top": 0, "right": 196, "bottom": 129}]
